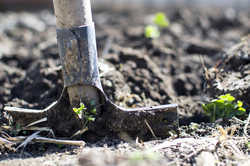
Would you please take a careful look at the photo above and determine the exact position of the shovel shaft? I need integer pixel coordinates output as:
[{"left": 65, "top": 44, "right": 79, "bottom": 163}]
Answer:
[
  {"left": 53, "top": 0, "right": 101, "bottom": 109},
  {"left": 53, "top": 0, "right": 92, "bottom": 28}
]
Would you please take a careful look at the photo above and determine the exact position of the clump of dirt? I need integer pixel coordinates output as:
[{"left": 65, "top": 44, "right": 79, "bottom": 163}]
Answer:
[
  {"left": 206, "top": 35, "right": 250, "bottom": 109},
  {"left": 0, "top": 5, "right": 250, "bottom": 166}
]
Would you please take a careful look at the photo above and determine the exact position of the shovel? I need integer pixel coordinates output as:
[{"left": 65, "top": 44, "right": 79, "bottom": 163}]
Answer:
[{"left": 4, "top": 0, "right": 178, "bottom": 139}]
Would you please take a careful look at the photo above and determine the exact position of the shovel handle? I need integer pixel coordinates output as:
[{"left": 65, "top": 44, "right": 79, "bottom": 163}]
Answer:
[
  {"left": 53, "top": 0, "right": 101, "bottom": 109},
  {"left": 53, "top": 0, "right": 93, "bottom": 28}
]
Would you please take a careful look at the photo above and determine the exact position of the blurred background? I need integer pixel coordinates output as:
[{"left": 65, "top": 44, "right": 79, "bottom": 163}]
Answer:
[{"left": 0, "top": 0, "right": 249, "bottom": 11}]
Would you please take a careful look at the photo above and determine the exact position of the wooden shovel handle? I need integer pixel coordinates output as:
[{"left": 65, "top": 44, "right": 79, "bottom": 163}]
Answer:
[{"left": 53, "top": 0, "right": 93, "bottom": 28}]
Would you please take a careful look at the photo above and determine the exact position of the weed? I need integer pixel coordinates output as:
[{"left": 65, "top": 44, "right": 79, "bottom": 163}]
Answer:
[
  {"left": 202, "top": 94, "right": 246, "bottom": 122},
  {"left": 153, "top": 12, "right": 169, "bottom": 28},
  {"left": 144, "top": 12, "right": 169, "bottom": 39},
  {"left": 73, "top": 103, "right": 86, "bottom": 115},
  {"left": 73, "top": 102, "right": 96, "bottom": 127},
  {"left": 145, "top": 25, "right": 160, "bottom": 39}
]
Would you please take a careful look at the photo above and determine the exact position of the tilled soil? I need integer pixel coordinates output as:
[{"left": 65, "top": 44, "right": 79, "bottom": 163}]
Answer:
[{"left": 0, "top": 5, "right": 250, "bottom": 166}]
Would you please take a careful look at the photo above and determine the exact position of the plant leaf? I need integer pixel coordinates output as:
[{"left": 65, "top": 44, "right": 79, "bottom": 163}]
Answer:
[
  {"left": 219, "top": 94, "right": 235, "bottom": 102},
  {"left": 144, "top": 25, "right": 160, "bottom": 39},
  {"left": 87, "top": 117, "right": 95, "bottom": 122},
  {"left": 153, "top": 12, "right": 169, "bottom": 28},
  {"left": 238, "top": 107, "right": 246, "bottom": 112},
  {"left": 237, "top": 100, "right": 243, "bottom": 107}
]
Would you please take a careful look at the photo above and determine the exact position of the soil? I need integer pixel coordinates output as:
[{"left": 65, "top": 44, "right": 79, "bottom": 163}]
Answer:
[{"left": 0, "top": 4, "right": 250, "bottom": 166}]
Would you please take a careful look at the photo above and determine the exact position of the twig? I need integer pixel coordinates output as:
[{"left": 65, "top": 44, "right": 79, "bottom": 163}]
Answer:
[
  {"left": 21, "top": 127, "right": 55, "bottom": 137},
  {"left": 70, "top": 127, "right": 88, "bottom": 139},
  {"left": 199, "top": 55, "right": 209, "bottom": 81},
  {"left": 33, "top": 137, "right": 85, "bottom": 146},
  {"left": 25, "top": 117, "right": 47, "bottom": 127},
  {"left": 0, "top": 136, "right": 15, "bottom": 151},
  {"left": 10, "top": 136, "right": 85, "bottom": 147},
  {"left": 144, "top": 119, "right": 157, "bottom": 139},
  {"left": 16, "top": 131, "right": 41, "bottom": 150},
  {"left": 231, "top": 117, "right": 245, "bottom": 124},
  {"left": 14, "top": 136, "right": 86, "bottom": 146},
  {"left": 0, "top": 136, "right": 14, "bottom": 145}
]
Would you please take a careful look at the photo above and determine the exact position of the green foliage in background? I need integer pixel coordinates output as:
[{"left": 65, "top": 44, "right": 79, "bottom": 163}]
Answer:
[
  {"left": 153, "top": 12, "right": 169, "bottom": 28},
  {"left": 202, "top": 94, "right": 246, "bottom": 122},
  {"left": 144, "top": 12, "right": 169, "bottom": 39},
  {"left": 144, "top": 25, "right": 160, "bottom": 39}
]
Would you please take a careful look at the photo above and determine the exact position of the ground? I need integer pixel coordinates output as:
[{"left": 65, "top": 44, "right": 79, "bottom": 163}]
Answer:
[{"left": 0, "top": 4, "right": 250, "bottom": 166}]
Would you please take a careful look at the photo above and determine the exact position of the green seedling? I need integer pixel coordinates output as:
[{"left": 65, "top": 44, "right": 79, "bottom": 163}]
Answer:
[
  {"left": 73, "top": 102, "right": 86, "bottom": 115},
  {"left": 144, "top": 25, "right": 160, "bottom": 39},
  {"left": 153, "top": 12, "right": 169, "bottom": 28},
  {"left": 202, "top": 94, "right": 246, "bottom": 122},
  {"left": 73, "top": 102, "right": 97, "bottom": 127},
  {"left": 144, "top": 12, "right": 169, "bottom": 39}
]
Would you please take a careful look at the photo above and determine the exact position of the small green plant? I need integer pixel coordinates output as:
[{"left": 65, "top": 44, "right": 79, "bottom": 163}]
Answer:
[
  {"left": 153, "top": 12, "right": 169, "bottom": 28},
  {"left": 73, "top": 102, "right": 97, "bottom": 126},
  {"left": 202, "top": 94, "right": 246, "bottom": 122},
  {"left": 73, "top": 102, "right": 86, "bottom": 115},
  {"left": 144, "top": 25, "right": 160, "bottom": 39},
  {"left": 144, "top": 12, "right": 169, "bottom": 39}
]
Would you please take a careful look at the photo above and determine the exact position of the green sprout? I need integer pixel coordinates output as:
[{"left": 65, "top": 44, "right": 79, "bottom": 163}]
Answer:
[
  {"left": 73, "top": 102, "right": 97, "bottom": 127},
  {"left": 73, "top": 102, "right": 86, "bottom": 115},
  {"left": 144, "top": 25, "right": 160, "bottom": 39},
  {"left": 202, "top": 94, "right": 246, "bottom": 122},
  {"left": 144, "top": 12, "right": 169, "bottom": 39},
  {"left": 153, "top": 12, "right": 169, "bottom": 28}
]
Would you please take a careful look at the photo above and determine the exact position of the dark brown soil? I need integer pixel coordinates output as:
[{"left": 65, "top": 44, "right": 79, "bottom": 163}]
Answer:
[{"left": 0, "top": 5, "right": 250, "bottom": 166}]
